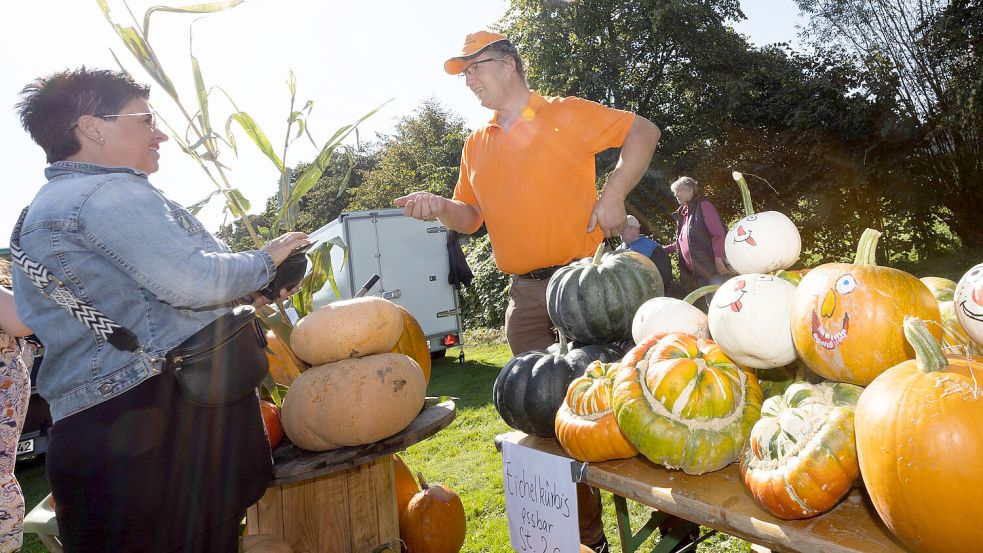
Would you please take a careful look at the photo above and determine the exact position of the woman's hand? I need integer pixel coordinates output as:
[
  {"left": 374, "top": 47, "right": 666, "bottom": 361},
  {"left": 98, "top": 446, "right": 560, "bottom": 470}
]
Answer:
[
  {"left": 263, "top": 232, "right": 310, "bottom": 266},
  {"left": 715, "top": 257, "right": 733, "bottom": 276},
  {"left": 241, "top": 285, "right": 301, "bottom": 309}
]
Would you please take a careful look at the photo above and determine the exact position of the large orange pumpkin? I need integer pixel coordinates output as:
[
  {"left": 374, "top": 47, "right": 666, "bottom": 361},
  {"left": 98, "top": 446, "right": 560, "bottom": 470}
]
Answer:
[
  {"left": 392, "top": 305, "right": 431, "bottom": 384},
  {"left": 400, "top": 472, "right": 466, "bottom": 553},
  {"left": 855, "top": 317, "right": 983, "bottom": 553},
  {"left": 790, "top": 228, "right": 941, "bottom": 385},
  {"left": 393, "top": 454, "right": 420, "bottom": 515},
  {"left": 554, "top": 361, "right": 638, "bottom": 462},
  {"left": 265, "top": 331, "right": 305, "bottom": 386}
]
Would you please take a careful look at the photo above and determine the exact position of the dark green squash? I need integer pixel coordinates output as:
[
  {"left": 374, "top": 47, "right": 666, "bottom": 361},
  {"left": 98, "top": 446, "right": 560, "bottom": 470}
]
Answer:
[
  {"left": 494, "top": 336, "right": 593, "bottom": 437},
  {"left": 547, "top": 243, "right": 663, "bottom": 345}
]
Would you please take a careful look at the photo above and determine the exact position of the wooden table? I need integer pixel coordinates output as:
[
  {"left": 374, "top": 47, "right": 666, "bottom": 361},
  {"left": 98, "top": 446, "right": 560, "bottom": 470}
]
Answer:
[
  {"left": 496, "top": 431, "right": 911, "bottom": 553},
  {"left": 246, "top": 400, "right": 456, "bottom": 553}
]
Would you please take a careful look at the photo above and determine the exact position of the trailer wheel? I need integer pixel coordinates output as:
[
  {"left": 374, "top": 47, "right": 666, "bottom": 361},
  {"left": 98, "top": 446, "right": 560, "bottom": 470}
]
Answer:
[{"left": 430, "top": 349, "right": 447, "bottom": 360}]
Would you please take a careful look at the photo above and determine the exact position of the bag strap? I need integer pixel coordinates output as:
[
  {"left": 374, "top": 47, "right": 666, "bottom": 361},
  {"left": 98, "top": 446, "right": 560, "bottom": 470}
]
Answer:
[{"left": 10, "top": 206, "right": 140, "bottom": 353}]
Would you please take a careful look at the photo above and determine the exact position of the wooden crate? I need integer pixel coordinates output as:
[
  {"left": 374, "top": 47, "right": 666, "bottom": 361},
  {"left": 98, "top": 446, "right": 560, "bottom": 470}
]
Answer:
[{"left": 246, "top": 455, "right": 399, "bottom": 553}]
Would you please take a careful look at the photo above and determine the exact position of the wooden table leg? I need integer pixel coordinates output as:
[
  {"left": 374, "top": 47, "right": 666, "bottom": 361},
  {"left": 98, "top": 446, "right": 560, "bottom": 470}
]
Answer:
[{"left": 612, "top": 493, "right": 713, "bottom": 553}]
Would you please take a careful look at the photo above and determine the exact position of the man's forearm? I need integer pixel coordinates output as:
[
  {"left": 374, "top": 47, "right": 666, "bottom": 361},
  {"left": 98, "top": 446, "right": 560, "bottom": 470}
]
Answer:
[
  {"left": 437, "top": 199, "right": 483, "bottom": 234},
  {"left": 602, "top": 115, "right": 661, "bottom": 201}
]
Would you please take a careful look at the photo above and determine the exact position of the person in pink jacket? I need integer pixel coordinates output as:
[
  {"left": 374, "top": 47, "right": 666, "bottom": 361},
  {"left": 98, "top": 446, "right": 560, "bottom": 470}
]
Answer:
[{"left": 664, "top": 176, "right": 732, "bottom": 294}]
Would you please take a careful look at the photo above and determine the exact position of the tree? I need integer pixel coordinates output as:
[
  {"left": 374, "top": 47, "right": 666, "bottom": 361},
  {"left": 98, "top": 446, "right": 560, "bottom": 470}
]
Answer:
[
  {"left": 796, "top": 0, "right": 983, "bottom": 247},
  {"left": 348, "top": 99, "right": 469, "bottom": 210}
]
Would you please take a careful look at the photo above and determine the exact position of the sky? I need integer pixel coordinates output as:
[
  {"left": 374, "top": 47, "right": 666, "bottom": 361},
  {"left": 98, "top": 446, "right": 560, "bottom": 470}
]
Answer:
[{"left": 0, "top": 0, "right": 805, "bottom": 248}]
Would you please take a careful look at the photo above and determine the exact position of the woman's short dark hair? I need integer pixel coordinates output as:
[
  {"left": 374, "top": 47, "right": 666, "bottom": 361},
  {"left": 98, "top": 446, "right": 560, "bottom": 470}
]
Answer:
[
  {"left": 16, "top": 67, "right": 151, "bottom": 163},
  {"left": 484, "top": 40, "right": 526, "bottom": 81}
]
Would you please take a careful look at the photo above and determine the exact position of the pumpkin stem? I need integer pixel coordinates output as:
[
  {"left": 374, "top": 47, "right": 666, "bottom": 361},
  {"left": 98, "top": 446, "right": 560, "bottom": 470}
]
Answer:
[
  {"left": 556, "top": 330, "right": 570, "bottom": 355},
  {"left": 591, "top": 242, "right": 606, "bottom": 266},
  {"left": 732, "top": 171, "right": 755, "bottom": 218},
  {"left": 853, "top": 228, "right": 882, "bottom": 266},
  {"left": 416, "top": 471, "right": 429, "bottom": 490},
  {"left": 683, "top": 285, "right": 719, "bottom": 305},
  {"left": 904, "top": 316, "right": 948, "bottom": 373}
]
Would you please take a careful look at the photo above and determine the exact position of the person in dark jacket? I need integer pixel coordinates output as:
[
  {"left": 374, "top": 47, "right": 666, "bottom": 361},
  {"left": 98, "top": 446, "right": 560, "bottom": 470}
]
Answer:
[{"left": 664, "top": 177, "right": 732, "bottom": 295}]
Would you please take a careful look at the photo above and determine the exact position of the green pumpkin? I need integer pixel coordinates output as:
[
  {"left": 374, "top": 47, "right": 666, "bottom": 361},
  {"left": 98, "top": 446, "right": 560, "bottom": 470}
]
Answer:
[
  {"left": 547, "top": 243, "right": 664, "bottom": 345},
  {"left": 493, "top": 337, "right": 588, "bottom": 437}
]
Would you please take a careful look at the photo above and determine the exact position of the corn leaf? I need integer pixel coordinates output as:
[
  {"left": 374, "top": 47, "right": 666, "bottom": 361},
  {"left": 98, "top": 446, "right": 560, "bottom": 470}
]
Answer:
[
  {"left": 186, "top": 189, "right": 224, "bottom": 215},
  {"left": 191, "top": 54, "right": 212, "bottom": 148},
  {"left": 224, "top": 187, "right": 251, "bottom": 213},
  {"left": 284, "top": 100, "right": 390, "bottom": 211},
  {"left": 97, "top": 0, "right": 177, "bottom": 98},
  {"left": 228, "top": 111, "right": 284, "bottom": 172},
  {"left": 143, "top": 1, "right": 243, "bottom": 39}
]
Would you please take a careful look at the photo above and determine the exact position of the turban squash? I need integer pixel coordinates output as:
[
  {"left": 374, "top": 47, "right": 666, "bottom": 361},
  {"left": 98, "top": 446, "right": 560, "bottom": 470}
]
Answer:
[
  {"left": 612, "top": 332, "right": 762, "bottom": 475},
  {"left": 555, "top": 361, "right": 638, "bottom": 462},
  {"left": 740, "top": 381, "right": 862, "bottom": 519}
]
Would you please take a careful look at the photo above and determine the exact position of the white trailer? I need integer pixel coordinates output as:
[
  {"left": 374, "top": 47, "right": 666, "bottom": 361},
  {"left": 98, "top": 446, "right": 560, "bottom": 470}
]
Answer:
[{"left": 308, "top": 208, "right": 464, "bottom": 358}]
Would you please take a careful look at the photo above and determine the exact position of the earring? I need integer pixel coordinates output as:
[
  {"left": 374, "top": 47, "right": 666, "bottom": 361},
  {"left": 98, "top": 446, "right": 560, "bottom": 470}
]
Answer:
[{"left": 97, "top": 136, "right": 105, "bottom": 144}]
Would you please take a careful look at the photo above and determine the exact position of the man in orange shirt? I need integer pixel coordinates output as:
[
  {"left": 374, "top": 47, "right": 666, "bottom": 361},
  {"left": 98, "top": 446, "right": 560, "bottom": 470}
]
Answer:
[{"left": 396, "top": 30, "right": 660, "bottom": 551}]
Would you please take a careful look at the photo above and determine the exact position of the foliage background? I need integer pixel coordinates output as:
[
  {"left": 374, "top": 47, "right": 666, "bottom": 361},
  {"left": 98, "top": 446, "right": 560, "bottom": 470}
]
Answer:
[{"left": 214, "top": 0, "right": 982, "bottom": 331}]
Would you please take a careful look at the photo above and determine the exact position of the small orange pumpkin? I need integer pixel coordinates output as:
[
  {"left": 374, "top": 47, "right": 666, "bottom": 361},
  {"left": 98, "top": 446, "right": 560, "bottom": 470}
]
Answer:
[
  {"left": 555, "top": 361, "right": 638, "bottom": 462},
  {"left": 392, "top": 305, "right": 431, "bottom": 384},
  {"left": 260, "top": 400, "right": 283, "bottom": 449},
  {"left": 265, "top": 331, "right": 305, "bottom": 386},
  {"left": 400, "top": 472, "right": 466, "bottom": 553},
  {"left": 855, "top": 317, "right": 983, "bottom": 553},
  {"left": 790, "top": 229, "right": 941, "bottom": 385},
  {"left": 393, "top": 454, "right": 420, "bottom": 515}
]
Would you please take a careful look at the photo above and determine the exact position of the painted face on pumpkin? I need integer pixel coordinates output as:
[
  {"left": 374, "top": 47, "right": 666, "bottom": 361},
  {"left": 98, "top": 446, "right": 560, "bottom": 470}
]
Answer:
[
  {"left": 731, "top": 215, "right": 759, "bottom": 247},
  {"left": 956, "top": 264, "right": 983, "bottom": 324},
  {"left": 810, "top": 273, "right": 857, "bottom": 350},
  {"left": 714, "top": 274, "right": 776, "bottom": 313}
]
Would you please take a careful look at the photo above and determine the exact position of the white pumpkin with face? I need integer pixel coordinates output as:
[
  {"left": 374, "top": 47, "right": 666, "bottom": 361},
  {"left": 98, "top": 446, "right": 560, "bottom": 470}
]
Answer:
[
  {"left": 708, "top": 274, "right": 798, "bottom": 368},
  {"left": 724, "top": 173, "right": 801, "bottom": 274},
  {"left": 954, "top": 263, "right": 983, "bottom": 346}
]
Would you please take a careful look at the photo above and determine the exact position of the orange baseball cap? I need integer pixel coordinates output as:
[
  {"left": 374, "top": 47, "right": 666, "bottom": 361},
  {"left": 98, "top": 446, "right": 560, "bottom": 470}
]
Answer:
[{"left": 444, "top": 30, "right": 509, "bottom": 75}]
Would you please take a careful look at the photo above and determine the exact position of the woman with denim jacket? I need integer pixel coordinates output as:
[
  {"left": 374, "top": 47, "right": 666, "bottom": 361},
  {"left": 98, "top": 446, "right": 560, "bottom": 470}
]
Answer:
[{"left": 12, "top": 68, "right": 309, "bottom": 552}]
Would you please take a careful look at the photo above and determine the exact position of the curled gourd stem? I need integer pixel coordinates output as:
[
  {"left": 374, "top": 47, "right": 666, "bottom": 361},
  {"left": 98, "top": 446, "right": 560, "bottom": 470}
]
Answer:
[
  {"left": 683, "top": 284, "right": 719, "bottom": 305},
  {"left": 853, "top": 228, "right": 882, "bottom": 266},
  {"left": 904, "top": 316, "right": 948, "bottom": 373},
  {"left": 732, "top": 171, "right": 755, "bottom": 218},
  {"left": 591, "top": 242, "right": 606, "bottom": 266},
  {"left": 417, "top": 471, "right": 430, "bottom": 491}
]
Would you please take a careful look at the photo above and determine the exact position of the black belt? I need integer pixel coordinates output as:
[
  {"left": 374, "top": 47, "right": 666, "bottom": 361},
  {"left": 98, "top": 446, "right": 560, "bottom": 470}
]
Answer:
[{"left": 514, "top": 265, "right": 564, "bottom": 280}]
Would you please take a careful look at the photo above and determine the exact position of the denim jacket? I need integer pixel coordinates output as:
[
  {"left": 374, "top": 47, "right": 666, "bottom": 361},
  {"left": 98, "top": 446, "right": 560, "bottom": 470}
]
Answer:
[{"left": 12, "top": 162, "right": 276, "bottom": 421}]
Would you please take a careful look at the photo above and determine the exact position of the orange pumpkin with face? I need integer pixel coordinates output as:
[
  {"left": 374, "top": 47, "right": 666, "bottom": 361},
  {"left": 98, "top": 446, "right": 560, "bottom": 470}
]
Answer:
[{"left": 790, "top": 229, "right": 941, "bottom": 385}]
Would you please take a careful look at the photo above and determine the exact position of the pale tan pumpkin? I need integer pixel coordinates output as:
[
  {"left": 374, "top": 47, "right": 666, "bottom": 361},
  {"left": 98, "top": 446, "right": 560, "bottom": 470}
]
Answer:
[
  {"left": 290, "top": 296, "right": 403, "bottom": 365},
  {"left": 280, "top": 353, "right": 426, "bottom": 451}
]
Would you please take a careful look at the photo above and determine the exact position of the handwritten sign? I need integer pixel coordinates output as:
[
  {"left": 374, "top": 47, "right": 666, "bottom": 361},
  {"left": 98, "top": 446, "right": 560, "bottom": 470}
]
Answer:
[{"left": 502, "top": 441, "right": 580, "bottom": 553}]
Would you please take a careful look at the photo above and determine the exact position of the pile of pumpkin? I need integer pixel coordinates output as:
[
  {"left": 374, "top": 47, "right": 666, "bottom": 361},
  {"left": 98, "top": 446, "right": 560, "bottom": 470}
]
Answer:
[
  {"left": 493, "top": 172, "right": 983, "bottom": 553},
  {"left": 259, "top": 296, "right": 467, "bottom": 553}
]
